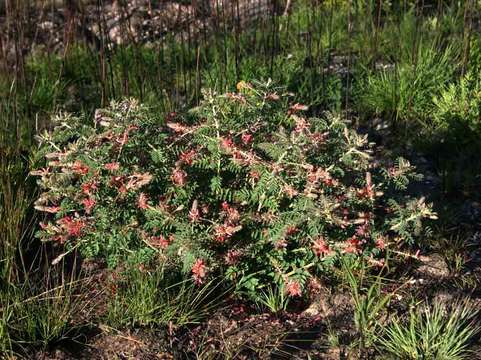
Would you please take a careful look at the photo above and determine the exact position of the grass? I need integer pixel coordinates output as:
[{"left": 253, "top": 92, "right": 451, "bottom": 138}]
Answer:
[
  {"left": 106, "top": 267, "right": 227, "bottom": 329},
  {"left": 356, "top": 39, "right": 460, "bottom": 141},
  {"left": 255, "top": 284, "right": 290, "bottom": 314},
  {"left": 341, "top": 258, "right": 393, "bottom": 355},
  {"left": 379, "top": 299, "right": 480, "bottom": 359}
]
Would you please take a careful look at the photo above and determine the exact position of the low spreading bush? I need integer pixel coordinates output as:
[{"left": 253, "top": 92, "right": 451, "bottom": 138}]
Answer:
[{"left": 32, "top": 81, "right": 435, "bottom": 300}]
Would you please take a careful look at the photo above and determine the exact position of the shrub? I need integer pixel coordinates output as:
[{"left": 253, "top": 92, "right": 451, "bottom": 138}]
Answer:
[
  {"left": 32, "top": 81, "right": 435, "bottom": 300},
  {"left": 432, "top": 70, "right": 481, "bottom": 146},
  {"left": 427, "top": 54, "right": 481, "bottom": 192}
]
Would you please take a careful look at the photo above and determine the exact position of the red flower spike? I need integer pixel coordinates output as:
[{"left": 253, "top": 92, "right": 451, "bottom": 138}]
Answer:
[
  {"left": 137, "top": 193, "right": 150, "bottom": 210},
  {"left": 375, "top": 237, "right": 386, "bottom": 250},
  {"left": 220, "top": 137, "right": 234, "bottom": 153},
  {"left": 150, "top": 235, "right": 170, "bottom": 249},
  {"left": 312, "top": 237, "right": 331, "bottom": 257},
  {"left": 72, "top": 161, "right": 89, "bottom": 176},
  {"left": 189, "top": 200, "right": 200, "bottom": 222},
  {"left": 288, "top": 103, "right": 309, "bottom": 115},
  {"left": 241, "top": 133, "right": 253, "bottom": 145},
  {"left": 214, "top": 224, "right": 241, "bottom": 242},
  {"left": 35, "top": 205, "right": 61, "bottom": 214},
  {"left": 344, "top": 236, "right": 362, "bottom": 254},
  {"left": 286, "top": 225, "right": 298, "bottom": 236},
  {"left": 224, "top": 249, "right": 242, "bottom": 265},
  {"left": 275, "top": 238, "right": 288, "bottom": 250},
  {"left": 104, "top": 162, "right": 120, "bottom": 172},
  {"left": 81, "top": 181, "right": 98, "bottom": 195},
  {"left": 58, "top": 216, "right": 85, "bottom": 238},
  {"left": 179, "top": 150, "right": 197, "bottom": 166},
  {"left": 294, "top": 117, "right": 309, "bottom": 133},
  {"left": 82, "top": 197, "right": 96, "bottom": 214},
  {"left": 357, "top": 172, "right": 375, "bottom": 200},
  {"left": 192, "top": 259, "right": 207, "bottom": 285},
  {"left": 171, "top": 168, "right": 187, "bottom": 186},
  {"left": 286, "top": 280, "right": 302, "bottom": 297}
]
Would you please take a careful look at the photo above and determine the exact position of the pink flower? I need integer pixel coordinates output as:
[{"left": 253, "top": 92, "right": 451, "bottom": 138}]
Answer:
[
  {"left": 171, "top": 168, "right": 187, "bottom": 186},
  {"left": 82, "top": 197, "right": 96, "bottom": 214},
  {"left": 284, "top": 185, "right": 298, "bottom": 198},
  {"left": 150, "top": 235, "right": 170, "bottom": 249},
  {"left": 221, "top": 201, "right": 230, "bottom": 211},
  {"left": 214, "top": 225, "right": 229, "bottom": 243},
  {"left": 308, "top": 277, "right": 322, "bottom": 294},
  {"left": 214, "top": 224, "right": 241, "bottom": 243},
  {"left": 275, "top": 238, "right": 288, "bottom": 250},
  {"left": 285, "top": 225, "right": 298, "bottom": 236},
  {"left": 241, "top": 133, "right": 253, "bottom": 145},
  {"left": 288, "top": 103, "right": 309, "bottom": 115},
  {"left": 115, "top": 126, "right": 136, "bottom": 146},
  {"left": 286, "top": 280, "right": 302, "bottom": 297},
  {"left": 312, "top": 237, "right": 330, "bottom": 257},
  {"left": 126, "top": 172, "right": 152, "bottom": 190},
  {"left": 104, "top": 162, "right": 120, "bottom": 172},
  {"left": 369, "top": 257, "right": 385, "bottom": 268},
  {"left": 344, "top": 236, "right": 362, "bottom": 254},
  {"left": 81, "top": 181, "right": 98, "bottom": 195},
  {"left": 179, "top": 150, "right": 197, "bottom": 166},
  {"left": 58, "top": 216, "right": 85, "bottom": 238},
  {"left": 192, "top": 259, "right": 207, "bottom": 284},
  {"left": 310, "top": 131, "right": 328, "bottom": 144},
  {"left": 72, "top": 161, "right": 89, "bottom": 175},
  {"left": 355, "top": 224, "right": 370, "bottom": 238},
  {"left": 221, "top": 202, "right": 240, "bottom": 224},
  {"left": 375, "top": 237, "right": 386, "bottom": 250},
  {"left": 224, "top": 249, "right": 242, "bottom": 265},
  {"left": 166, "top": 121, "right": 189, "bottom": 134},
  {"left": 307, "top": 168, "right": 337, "bottom": 187},
  {"left": 220, "top": 137, "right": 234, "bottom": 152},
  {"left": 293, "top": 117, "right": 309, "bottom": 133},
  {"left": 37, "top": 205, "right": 61, "bottom": 214},
  {"left": 137, "top": 193, "right": 149, "bottom": 210},
  {"left": 357, "top": 172, "right": 375, "bottom": 200},
  {"left": 189, "top": 201, "right": 200, "bottom": 222}
]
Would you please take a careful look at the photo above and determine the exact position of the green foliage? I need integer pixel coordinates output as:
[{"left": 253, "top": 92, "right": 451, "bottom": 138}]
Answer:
[
  {"left": 0, "top": 274, "right": 89, "bottom": 355},
  {"left": 33, "top": 82, "right": 434, "bottom": 302},
  {"left": 342, "top": 258, "right": 392, "bottom": 353},
  {"left": 0, "top": 149, "right": 33, "bottom": 283},
  {"left": 432, "top": 70, "right": 481, "bottom": 142},
  {"left": 357, "top": 43, "right": 458, "bottom": 135},
  {"left": 255, "top": 284, "right": 290, "bottom": 314},
  {"left": 380, "top": 299, "right": 479, "bottom": 359},
  {"left": 106, "top": 267, "right": 224, "bottom": 328}
]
